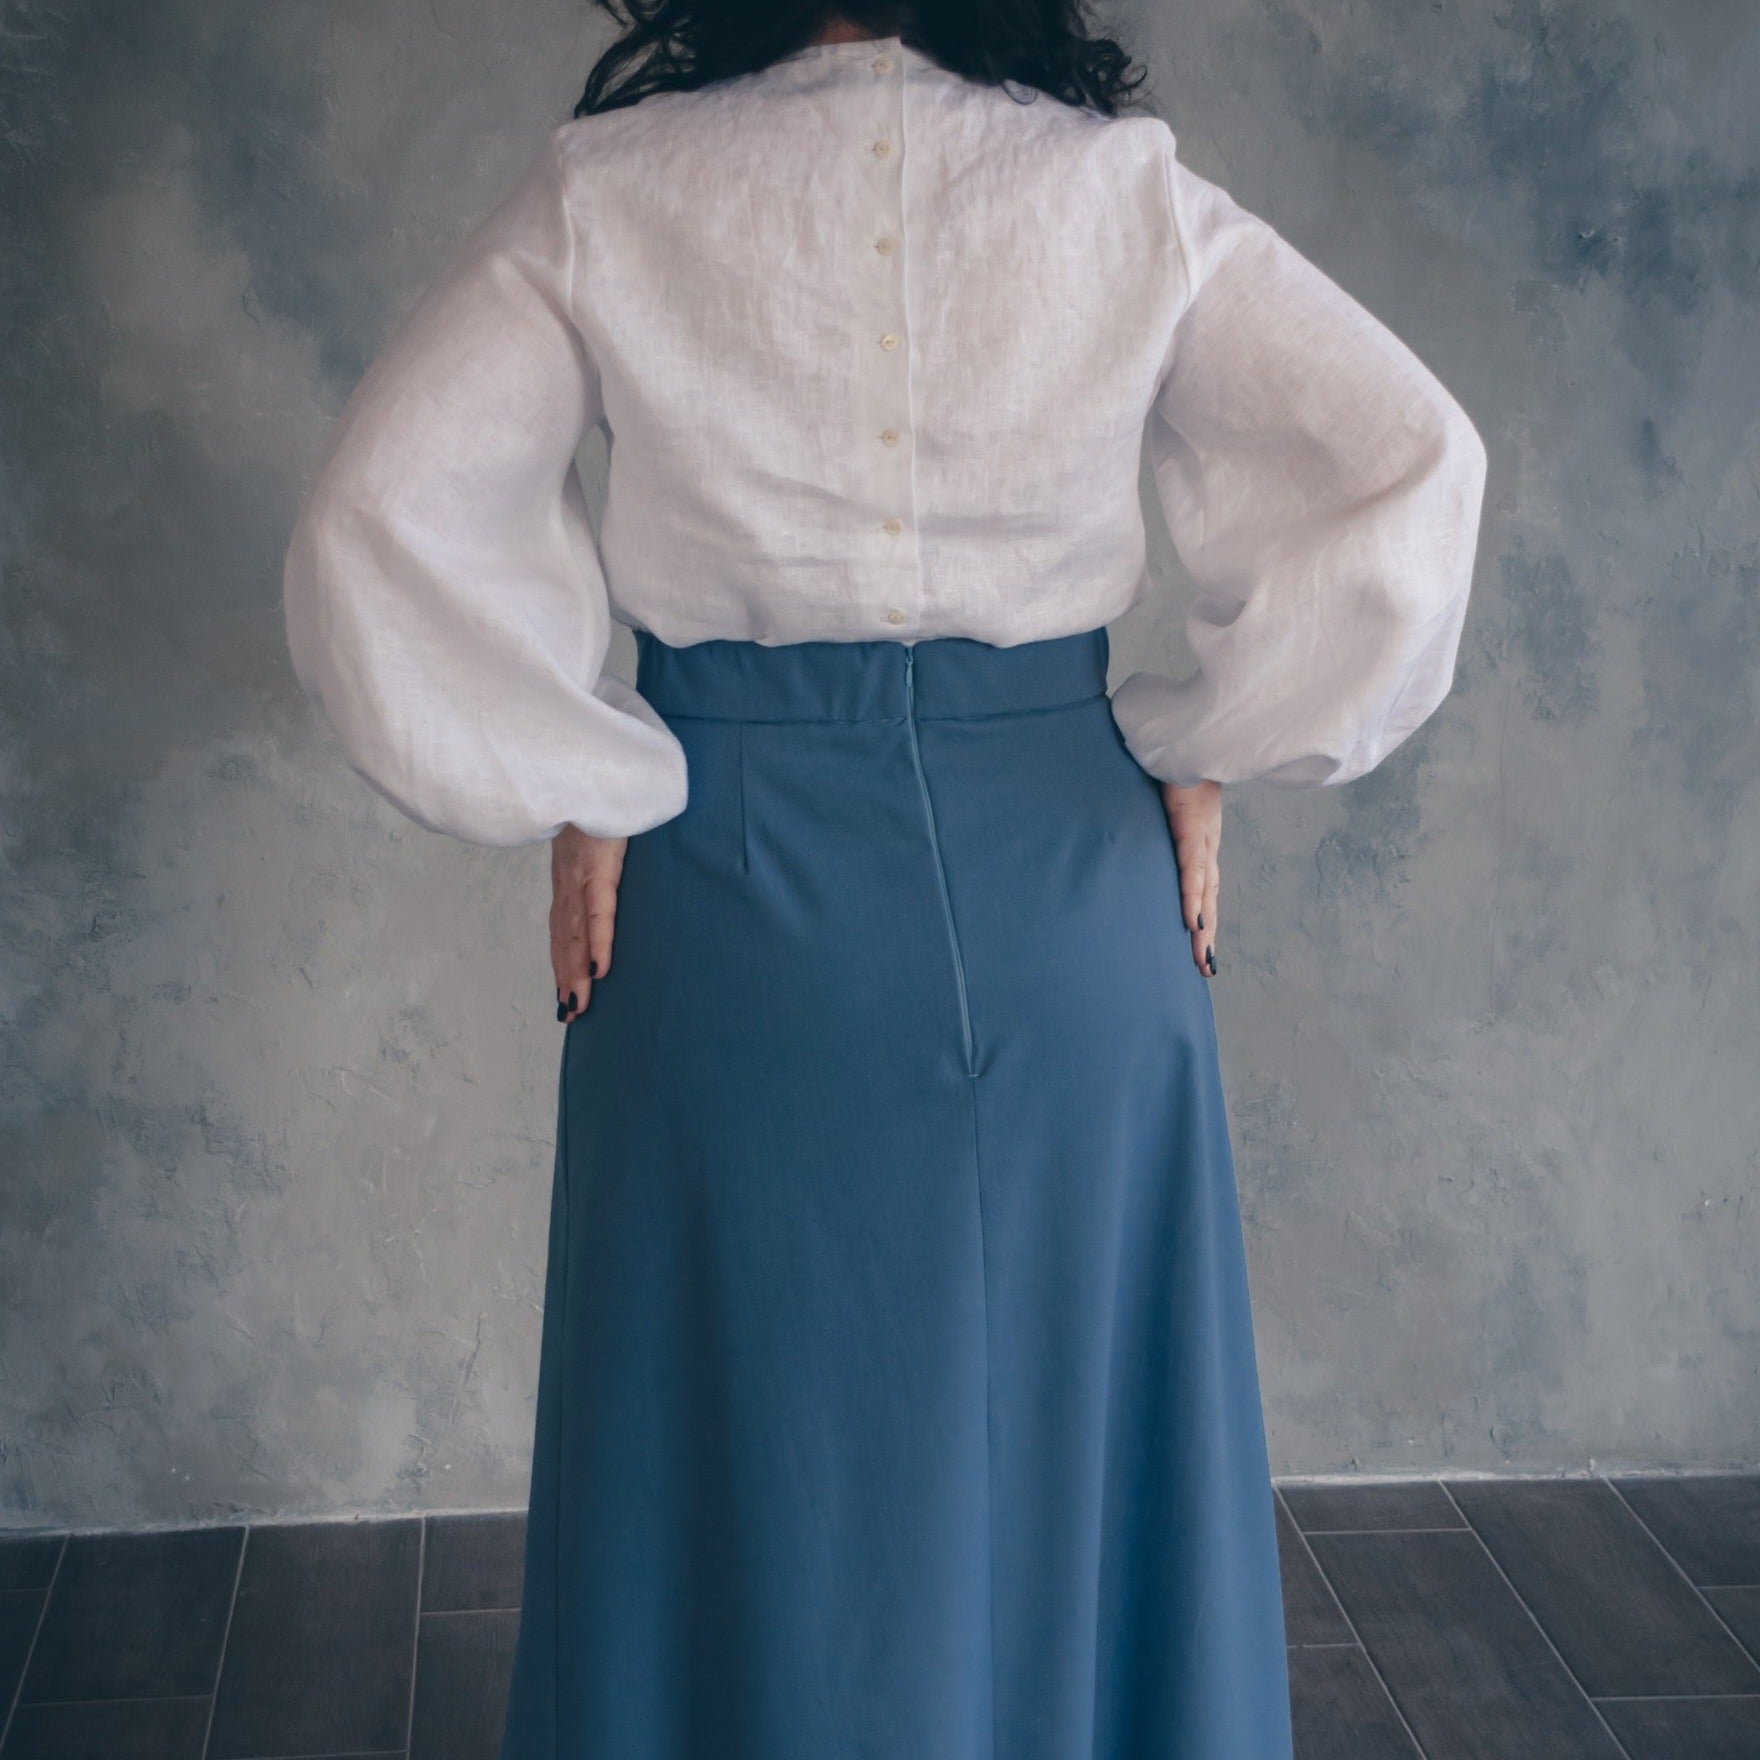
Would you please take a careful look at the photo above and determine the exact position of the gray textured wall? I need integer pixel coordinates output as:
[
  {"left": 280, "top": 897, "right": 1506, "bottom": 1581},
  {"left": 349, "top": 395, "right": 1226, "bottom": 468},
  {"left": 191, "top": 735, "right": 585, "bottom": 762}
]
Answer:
[{"left": 1, "top": 0, "right": 1755, "bottom": 1530}]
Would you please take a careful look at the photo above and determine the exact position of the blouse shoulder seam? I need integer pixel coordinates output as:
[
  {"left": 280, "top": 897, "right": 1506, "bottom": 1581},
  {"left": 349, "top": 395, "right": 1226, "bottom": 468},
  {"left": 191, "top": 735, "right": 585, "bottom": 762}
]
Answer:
[
  {"left": 1154, "top": 124, "right": 1196, "bottom": 295},
  {"left": 1155, "top": 120, "right": 1197, "bottom": 329},
  {"left": 547, "top": 122, "right": 580, "bottom": 317}
]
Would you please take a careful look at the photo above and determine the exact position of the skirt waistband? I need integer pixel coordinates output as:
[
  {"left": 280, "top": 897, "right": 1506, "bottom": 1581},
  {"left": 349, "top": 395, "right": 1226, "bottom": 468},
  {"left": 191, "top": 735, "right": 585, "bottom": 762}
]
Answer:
[{"left": 633, "top": 627, "right": 1111, "bottom": 723}]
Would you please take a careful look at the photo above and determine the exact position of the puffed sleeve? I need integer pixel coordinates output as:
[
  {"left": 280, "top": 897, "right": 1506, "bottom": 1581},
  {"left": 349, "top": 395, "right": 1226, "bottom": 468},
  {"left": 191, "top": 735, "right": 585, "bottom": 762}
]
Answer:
[
  {"left": 283, "top": 125, "right": 689, "bottom": 846},
  {"left": 1109, "top": 126, "right": 1489, "bottom": 789}
]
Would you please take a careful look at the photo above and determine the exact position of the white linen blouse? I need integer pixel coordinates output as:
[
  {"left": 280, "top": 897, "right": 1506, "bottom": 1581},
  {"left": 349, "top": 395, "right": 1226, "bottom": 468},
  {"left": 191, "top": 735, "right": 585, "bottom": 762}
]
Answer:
[{"left": 283, "top": 33, "right": 1488, "bottom": 847}]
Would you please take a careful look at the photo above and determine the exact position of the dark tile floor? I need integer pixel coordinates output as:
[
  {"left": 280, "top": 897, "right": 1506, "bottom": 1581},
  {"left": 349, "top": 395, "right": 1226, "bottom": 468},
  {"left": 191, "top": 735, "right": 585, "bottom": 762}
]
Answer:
[{"left": 1, "top": 1476, "right": 1756, "bottom": 1759}]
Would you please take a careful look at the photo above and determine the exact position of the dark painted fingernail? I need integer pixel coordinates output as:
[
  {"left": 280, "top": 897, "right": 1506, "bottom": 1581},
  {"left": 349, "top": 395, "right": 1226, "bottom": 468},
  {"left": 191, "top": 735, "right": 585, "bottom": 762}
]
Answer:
[
  {"left": 1197, "top": 912, "right": 1204, "bottom": 930},
  {"left": 588, "top": 959, "right": 599, "bottom": 977},
  {"left": 556, "top": 1000, "right": 568, "bottom": 1022},
  {"left": 1206, "top": 947, "right": 1218, "bottom": 973},
  {"left": 567, "top": 991, "right": 578, "bottom": 1011}
]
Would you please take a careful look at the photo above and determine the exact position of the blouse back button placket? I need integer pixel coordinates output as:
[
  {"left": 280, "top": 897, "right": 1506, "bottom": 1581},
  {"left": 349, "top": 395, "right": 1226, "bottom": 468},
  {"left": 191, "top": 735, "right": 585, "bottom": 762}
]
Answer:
[{"left": 875, "top": 61, "right": 907, "bottom": 584}]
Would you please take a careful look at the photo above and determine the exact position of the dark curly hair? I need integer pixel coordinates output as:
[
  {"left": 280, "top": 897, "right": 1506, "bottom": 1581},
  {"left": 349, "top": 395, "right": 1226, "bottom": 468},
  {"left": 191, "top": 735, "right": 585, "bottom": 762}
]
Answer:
[{"left": 574, "top": 0, "right": 1150, "bottom": 118}]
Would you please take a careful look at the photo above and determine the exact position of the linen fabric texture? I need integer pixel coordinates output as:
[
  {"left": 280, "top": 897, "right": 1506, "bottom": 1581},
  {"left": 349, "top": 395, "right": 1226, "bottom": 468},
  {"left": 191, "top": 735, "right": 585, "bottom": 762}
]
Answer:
[
  {"left": 501, "top": 625, "right": 1296, "bottom": 1759},
  {"left": 282, "top": 33, "right": 1488, "bottom": 847}
]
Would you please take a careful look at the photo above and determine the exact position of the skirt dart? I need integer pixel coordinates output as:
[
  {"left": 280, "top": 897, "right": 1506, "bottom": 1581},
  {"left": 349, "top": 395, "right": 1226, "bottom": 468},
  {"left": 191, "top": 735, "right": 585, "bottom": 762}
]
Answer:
[{"left": 500, "top": 626, "right": 1294, "bottom": 1760}]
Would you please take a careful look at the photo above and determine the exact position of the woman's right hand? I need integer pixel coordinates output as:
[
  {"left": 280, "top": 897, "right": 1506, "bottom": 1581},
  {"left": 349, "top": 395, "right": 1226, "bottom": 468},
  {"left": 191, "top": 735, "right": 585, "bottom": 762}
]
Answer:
[
  {"left": 551, "top": 825, "right": 627, "bottom": 1022},
  {"left": 1160, "top": 779, "right": 1222, "bottom": 978}
]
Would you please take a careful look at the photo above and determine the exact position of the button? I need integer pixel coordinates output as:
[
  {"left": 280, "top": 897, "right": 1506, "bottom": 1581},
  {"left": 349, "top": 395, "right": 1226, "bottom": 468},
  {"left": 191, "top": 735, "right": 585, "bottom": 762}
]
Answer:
[
  {"left": 879, "top": 332, "right": 900, "bottom": 350},
  {"left": 882, "top": 517, "right": 903, "bottom": 535},
  {"left": 872, "top": 138, "right": 892, "bottom": 157},
  {"left": 874, "top": 236, "right": 897, "bottom": 256},
  {"left": 871, "top": 53, "right": 893, "bottom": 73},
  {"left": 885, "top": 609, "right": 907, "bottom": 625},
  {"left": 879, "top": 427, "right": 900, "bottom": 446}
]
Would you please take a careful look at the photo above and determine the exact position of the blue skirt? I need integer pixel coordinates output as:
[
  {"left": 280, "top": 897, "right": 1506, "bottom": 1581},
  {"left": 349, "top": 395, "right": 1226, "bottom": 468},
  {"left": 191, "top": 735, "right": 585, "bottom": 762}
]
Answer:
[{"left": 501, "top": 627, "right": 1293, "bottom": 1760}]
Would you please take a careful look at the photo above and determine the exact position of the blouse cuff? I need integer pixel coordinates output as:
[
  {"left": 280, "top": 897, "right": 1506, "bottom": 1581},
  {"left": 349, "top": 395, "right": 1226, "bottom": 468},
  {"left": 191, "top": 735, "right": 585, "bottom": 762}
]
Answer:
[{"left": 1110, "top": 668, "right": 1363, "bottom": 790}]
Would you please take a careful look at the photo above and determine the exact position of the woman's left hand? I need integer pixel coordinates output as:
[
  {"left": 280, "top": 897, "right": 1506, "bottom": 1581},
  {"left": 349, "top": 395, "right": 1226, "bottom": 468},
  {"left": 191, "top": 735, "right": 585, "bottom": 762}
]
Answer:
[
  {"left": 1160, "top": 779, "right": 1222, "bottom": 978},
  {"left": 551, "top": 825, "right": 627, "bottom": 1022}
]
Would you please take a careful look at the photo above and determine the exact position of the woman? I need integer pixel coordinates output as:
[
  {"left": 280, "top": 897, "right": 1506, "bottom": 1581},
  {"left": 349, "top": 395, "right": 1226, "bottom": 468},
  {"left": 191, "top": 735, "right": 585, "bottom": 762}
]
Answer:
[{"left": 283, "top": 2, "right": 1487, "bottom": 1755}]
